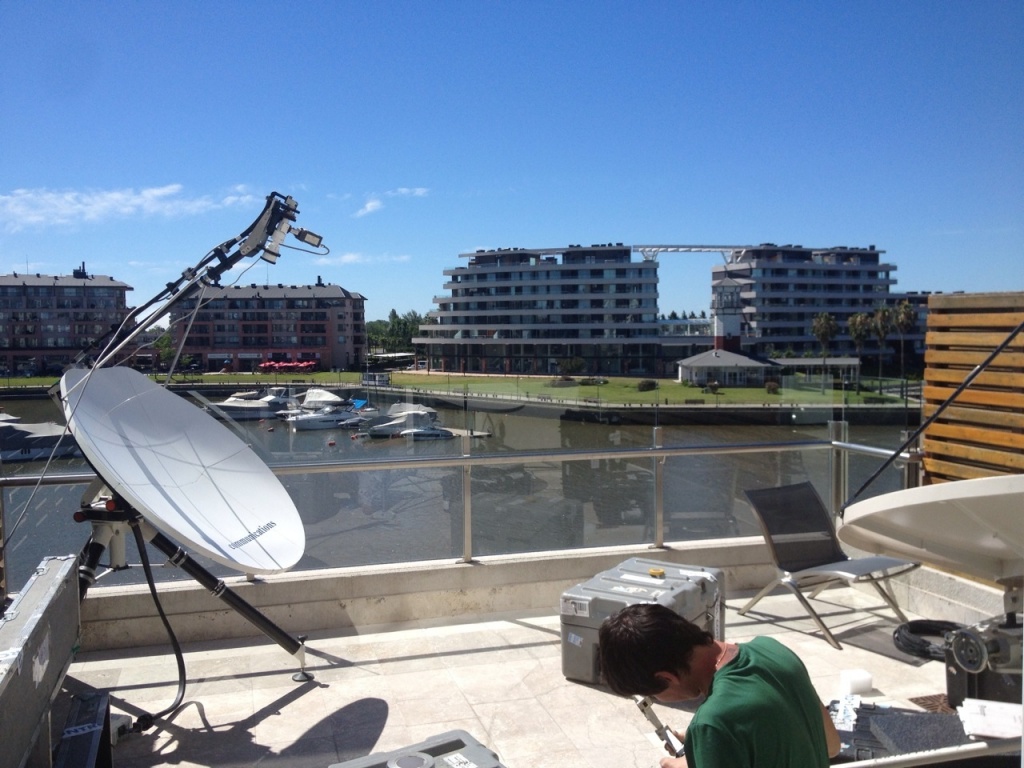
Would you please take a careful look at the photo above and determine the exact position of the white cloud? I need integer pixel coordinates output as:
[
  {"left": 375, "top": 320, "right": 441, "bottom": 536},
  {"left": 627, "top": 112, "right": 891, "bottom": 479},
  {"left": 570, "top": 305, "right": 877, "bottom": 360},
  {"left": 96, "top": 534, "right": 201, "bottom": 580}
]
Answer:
[
  {"left": 352, "top": 187, "right": 429, "bottom": 217},
  {"left": 387, "top": 187, "right": 429, "bottom": 198},
  {"left": 315, "top": 252, "right": 411, "bottom": 266},
  {"left": 0, "top": 185, "right": 256, "bottom": 232},
  {"left": 354, "top": 198, "right": 383, "bottom": 218}
]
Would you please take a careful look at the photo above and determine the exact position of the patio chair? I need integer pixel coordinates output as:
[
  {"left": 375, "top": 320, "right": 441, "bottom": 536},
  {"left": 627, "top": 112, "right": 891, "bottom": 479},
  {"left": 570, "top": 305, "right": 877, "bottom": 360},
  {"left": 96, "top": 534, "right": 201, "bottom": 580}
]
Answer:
[{"left": 739, "top": 481, "right": 919, "bottom": 649}]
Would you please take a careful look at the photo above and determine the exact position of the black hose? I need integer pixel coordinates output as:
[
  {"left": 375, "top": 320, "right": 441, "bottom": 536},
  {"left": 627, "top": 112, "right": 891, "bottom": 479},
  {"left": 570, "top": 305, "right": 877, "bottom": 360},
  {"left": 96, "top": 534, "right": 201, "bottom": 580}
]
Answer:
[
  {"left": 893, "top": 619, "right": 964, "bottom": 661},
  {"left": 128, "top": 519, "right": 188, "bottom": 731}
]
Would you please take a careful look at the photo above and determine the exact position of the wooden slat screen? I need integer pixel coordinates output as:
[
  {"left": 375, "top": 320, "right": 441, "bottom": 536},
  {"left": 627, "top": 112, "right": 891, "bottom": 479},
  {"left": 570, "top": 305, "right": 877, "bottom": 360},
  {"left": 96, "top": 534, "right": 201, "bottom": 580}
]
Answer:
[{"left": 922, "top": 292, "right": 1024, "bottom": 483}]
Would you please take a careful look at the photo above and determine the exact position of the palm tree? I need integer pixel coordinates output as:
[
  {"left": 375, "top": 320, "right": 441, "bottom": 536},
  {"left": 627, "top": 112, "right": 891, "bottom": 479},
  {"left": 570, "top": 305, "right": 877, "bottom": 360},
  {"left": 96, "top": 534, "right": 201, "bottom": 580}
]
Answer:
[
  {"left": 847, "top": 312, "right": 871, "bottom": 393},
  {"left": 892, "top": 300, "right": 916, "bottom": 398},
  {"left": 872, "top": 306, "right": 893, "bottom": 393},
  {"left": 811, "top": 312, "right": 839, "bottom": 393}
]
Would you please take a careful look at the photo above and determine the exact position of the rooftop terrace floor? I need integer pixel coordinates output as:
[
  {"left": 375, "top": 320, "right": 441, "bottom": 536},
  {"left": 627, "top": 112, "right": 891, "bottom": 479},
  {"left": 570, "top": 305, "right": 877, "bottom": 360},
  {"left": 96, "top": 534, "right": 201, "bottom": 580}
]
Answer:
[{"left": 63, "top": 589, "right": 953, "bottom": 768}]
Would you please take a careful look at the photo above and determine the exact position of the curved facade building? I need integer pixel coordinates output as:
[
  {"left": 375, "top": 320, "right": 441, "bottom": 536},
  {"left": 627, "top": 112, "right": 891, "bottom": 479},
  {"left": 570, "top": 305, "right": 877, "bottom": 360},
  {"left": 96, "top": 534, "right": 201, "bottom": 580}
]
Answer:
[{"left": 415, "top": 244, "right": 661, "bottom": 376}]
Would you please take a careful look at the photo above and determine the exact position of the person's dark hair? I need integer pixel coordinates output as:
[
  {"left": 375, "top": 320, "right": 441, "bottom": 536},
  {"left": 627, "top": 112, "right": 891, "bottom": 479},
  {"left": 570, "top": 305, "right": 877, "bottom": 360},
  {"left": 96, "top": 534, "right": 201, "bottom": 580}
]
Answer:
[{"left": 598, "top": 603, "right": 714, "bottom": 697}]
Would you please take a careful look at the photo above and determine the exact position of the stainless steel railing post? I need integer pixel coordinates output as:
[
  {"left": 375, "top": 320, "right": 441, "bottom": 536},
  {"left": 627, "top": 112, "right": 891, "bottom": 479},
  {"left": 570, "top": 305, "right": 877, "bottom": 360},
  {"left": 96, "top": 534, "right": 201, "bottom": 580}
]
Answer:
[
  {"left": 828, "top": 420, "right": 849, "bottom": 519},
  {"left": 652, "top": 426, "right": 665, "bottom": 548},
  {"left": 461, "top": 434, "right": 473, "bottom": 563}
]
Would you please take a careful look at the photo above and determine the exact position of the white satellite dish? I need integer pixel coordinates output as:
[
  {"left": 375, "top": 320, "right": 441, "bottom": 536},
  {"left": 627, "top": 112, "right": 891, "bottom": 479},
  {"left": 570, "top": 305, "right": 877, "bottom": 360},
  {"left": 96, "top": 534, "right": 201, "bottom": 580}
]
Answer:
[
  {"left": 60, "top": 367, "right": 304, "bottom": 574},
  {"left": 840, "top": 474, "right": 1024, "bottom": 585}
]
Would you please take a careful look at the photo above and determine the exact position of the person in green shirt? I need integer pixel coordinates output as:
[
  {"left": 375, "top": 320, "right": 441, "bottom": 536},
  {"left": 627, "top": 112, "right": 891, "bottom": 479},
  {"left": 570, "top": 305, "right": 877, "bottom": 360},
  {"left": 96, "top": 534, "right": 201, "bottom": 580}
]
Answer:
[{"left": 598, "top": 603, "right": 840, "bottom": 768}]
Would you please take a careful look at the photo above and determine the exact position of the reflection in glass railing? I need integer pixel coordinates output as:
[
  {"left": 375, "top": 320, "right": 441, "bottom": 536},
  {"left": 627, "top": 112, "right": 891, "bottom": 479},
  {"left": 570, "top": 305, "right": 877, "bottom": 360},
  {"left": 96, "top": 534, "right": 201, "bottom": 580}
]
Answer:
[{"left": 2, "top": 418, "right": 913, "bottom": 594}]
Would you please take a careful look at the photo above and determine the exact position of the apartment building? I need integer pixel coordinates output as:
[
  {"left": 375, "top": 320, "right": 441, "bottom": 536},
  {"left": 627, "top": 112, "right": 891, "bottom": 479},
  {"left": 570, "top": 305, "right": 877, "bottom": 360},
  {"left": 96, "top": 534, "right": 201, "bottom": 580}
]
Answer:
[
  {"left": 169, "top": 278, "right": 366, "bottom": 373},
  {"left": 414, "top": 245, "right": 661, "bottom": 376},
  {"left": 710, "top": 243, "right": 925, "bottom": 359},
  {"left": 416, "top": 242, "right": 929, "bottom": 376},
  {"left": 0, "top": 264, "right": 132, "bottom": 376}
]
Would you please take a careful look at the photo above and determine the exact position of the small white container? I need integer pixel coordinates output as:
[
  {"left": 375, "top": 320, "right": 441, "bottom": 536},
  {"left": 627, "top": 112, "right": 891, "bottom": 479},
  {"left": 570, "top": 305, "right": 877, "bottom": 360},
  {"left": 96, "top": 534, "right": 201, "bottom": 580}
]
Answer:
[{"left": 838, "top": 668, "right": 874, "bottom": 695}]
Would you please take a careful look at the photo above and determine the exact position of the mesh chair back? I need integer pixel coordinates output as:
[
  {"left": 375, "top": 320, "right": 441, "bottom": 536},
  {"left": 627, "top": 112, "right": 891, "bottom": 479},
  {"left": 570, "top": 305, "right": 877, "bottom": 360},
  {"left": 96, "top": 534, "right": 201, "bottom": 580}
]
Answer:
[{"left": 744, "top": 482, "right": 848, "bottom": 573}]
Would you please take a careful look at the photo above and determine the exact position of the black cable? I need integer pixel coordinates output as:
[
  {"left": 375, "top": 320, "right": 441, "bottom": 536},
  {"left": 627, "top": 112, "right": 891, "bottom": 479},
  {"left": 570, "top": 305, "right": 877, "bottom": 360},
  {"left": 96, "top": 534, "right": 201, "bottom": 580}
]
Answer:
[
  {"left": 893, "top": 619, "right": 964, "bottom": 661},
  {"left": 128, "top": 519, "right": 188, "bottom": 731},
  {"left": 843, "top": 317, "right": 1024, "bottom": 514}
]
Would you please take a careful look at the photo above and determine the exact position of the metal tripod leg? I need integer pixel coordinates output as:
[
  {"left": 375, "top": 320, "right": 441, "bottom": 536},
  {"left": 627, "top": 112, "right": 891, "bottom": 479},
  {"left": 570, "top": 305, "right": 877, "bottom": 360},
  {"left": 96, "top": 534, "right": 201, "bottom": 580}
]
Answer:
[{"left": 142, "top": 523, "right": 313, "bottom": 682}]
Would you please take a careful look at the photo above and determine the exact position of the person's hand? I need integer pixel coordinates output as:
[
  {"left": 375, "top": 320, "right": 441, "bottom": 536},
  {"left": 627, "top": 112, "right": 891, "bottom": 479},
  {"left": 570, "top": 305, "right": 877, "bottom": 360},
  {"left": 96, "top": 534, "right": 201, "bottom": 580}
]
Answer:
[
  {"left": 662, "top": 728, "right": 685, "bottom": 757},
  {"left": 659, "top": 727, "right": 685, "bottom": 765}
]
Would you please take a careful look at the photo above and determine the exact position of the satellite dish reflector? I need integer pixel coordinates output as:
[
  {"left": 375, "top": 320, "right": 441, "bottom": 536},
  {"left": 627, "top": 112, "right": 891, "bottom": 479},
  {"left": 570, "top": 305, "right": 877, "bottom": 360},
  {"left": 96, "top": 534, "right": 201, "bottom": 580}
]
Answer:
[
  {"left": 840, "top": 475, "right": 1024, "bottom": 585},
  {"left": 61, "top": 367, "right": 304, "bottom": 574}
]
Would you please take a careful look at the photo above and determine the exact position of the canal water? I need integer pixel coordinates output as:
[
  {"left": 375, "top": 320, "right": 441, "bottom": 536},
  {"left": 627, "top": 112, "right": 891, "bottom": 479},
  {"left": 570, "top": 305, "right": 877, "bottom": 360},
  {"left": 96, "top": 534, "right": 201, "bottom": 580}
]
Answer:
[{"left": 1, "top": 393, "right": 913, "bottom": 594}]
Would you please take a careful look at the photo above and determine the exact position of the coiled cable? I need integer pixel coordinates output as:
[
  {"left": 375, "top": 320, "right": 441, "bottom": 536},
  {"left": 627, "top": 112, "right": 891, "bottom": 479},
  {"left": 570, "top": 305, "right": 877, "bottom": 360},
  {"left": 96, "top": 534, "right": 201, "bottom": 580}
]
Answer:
[{"left": 893, "top": 619, "right": 964, "bottom": 661}]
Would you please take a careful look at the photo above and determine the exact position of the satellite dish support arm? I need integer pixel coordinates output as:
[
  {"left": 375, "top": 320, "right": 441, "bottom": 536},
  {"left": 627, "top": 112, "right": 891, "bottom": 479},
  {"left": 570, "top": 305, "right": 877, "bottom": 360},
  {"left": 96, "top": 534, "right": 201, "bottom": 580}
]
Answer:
[
  {"left": 84, "top": 193, "right": 304, "bottom": 371},
  {"left": 141, "top": 522, "right": 310, "bottom": 678},
  {"left": 74, "top": 498, "right": 312, "bottom": 682}
]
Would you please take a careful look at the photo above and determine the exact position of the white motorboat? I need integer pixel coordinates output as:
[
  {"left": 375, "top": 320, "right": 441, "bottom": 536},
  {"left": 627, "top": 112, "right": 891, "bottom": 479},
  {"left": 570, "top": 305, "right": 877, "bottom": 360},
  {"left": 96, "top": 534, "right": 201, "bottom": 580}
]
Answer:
[
  {"left": 400, "top": 426, "right": 455, "bottom": 441},
  {"left": 364, "top": 403, "right": 440, "bottom": 439},
  {"left": 276, "top": 387, "right": 348, "bottom": 420},
  {"left": 206, "top": 386, "right": 300, "bottom": 421},
  {"left": 358, "top": 403, "right": 442, "bottom": 438},
  {"left": 0, "top": 420, "right": 82, "bottom": 462},
  {"left": 300, "top": 387, "right": 345, "bottom": 410},
  {"left": 284, "top": 399, "right": 378, "bottom": 430},
  {"left": 285, "top": 405, "right": 350, "bottom": 430}
]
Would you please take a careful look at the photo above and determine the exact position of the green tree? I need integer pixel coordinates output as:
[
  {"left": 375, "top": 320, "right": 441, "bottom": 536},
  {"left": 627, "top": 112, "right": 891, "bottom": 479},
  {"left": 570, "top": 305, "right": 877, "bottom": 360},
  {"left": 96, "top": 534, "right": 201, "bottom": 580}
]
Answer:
[
  {"left": 366, "top": 309, "right": 427, "bottom": 354},
  {"left": 383, "top": 309, "right": 403, "bottom": 352},
  {"left": 847, "top": 312, "right": 872, "bottom": 392},
  {"left": 892, "top": 299, "right": 917, "bottom": 396},
  {"left": 811, "top": 312, "right": 839, "bottom": 392},
  {"left": 872, "top": 306, "right": 893, "bottom": 393},
  {"left": 153, "top": 330, "right": 176, "bottom": 370},
  {"left": 365, "top": 319, "right": 388, "bottom": 352}
]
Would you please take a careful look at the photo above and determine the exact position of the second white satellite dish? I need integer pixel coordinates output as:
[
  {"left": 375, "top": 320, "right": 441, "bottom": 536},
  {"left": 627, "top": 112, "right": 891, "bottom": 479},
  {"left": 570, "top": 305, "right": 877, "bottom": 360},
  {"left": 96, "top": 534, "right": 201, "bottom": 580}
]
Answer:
[
  {"left": 840, "top": 474, "right": 1024, "bottom": 585},
  {"left": 61, "top": 367, "right": 305, "bottom": 574}
]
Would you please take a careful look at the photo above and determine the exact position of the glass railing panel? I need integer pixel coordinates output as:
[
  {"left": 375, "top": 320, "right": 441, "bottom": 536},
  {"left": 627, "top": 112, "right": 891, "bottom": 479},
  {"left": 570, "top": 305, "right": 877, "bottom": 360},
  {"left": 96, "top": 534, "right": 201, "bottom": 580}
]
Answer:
[
  {"left": 558, "top": 455, "right": 656, "bottom": 548},
  {"left": 2, "top": 425, "right": 918, "bottom": 594},
  {"left": 661, "top": 447, "right": 832, "bottom": 543},
  {"left": 2, "top": 478, "right": 108, "bottom": 594},
  {"left": 284, "top": 466, "right": 461, "bottom": 568},
  {"left": 468, "top": 459, "right": 593, "bottom": 555}
]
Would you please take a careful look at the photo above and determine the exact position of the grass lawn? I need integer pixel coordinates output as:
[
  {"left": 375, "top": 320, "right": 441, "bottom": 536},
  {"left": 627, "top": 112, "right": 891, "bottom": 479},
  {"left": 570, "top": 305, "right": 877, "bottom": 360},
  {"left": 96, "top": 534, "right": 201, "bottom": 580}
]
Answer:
[
  {"left": 388, "top": 372, "right": 896, "bottom": 406},
  {"left": 3, "top": 371, "right": 905, "bottom": 407}
]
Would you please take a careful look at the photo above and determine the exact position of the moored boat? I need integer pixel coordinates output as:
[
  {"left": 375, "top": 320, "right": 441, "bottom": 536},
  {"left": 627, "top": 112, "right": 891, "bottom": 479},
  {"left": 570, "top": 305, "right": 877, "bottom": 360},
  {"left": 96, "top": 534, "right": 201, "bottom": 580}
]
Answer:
[
  {"left": 205, "top": 387, "right": 301, "bottom": 421},
  {"left": 285, "top": 401, "right": 376, "bottom": 431},
  {"left": 363, "top": 403, "right": 440, "bottom": 439},
  {"left": 276, "top": 387, "right": 348, "bottom": 419},
  {"left": 0, "top": 420, "right": 82, "bottom": 462}
]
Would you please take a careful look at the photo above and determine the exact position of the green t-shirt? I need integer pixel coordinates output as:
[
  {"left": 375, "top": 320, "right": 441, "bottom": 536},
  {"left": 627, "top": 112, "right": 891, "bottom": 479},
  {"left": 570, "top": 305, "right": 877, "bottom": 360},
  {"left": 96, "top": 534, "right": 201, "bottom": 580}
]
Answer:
[{"left": 685, "top": 636, "right": 828, "bottom": 768}]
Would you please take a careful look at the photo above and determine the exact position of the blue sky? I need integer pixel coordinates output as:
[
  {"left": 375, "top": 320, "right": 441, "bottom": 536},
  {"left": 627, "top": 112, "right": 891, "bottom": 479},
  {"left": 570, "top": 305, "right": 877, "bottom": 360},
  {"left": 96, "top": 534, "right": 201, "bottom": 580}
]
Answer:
[{"left": 1, "top": 1, "right": 1021, "bottom": 323}]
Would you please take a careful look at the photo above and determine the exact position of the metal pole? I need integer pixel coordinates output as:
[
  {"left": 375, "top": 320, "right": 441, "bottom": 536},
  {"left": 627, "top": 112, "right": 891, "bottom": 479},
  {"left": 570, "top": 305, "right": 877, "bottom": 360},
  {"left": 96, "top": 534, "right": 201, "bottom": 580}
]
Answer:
[
  {"left": 828, "top": 420, "right": 848, "bottom": 519},
  {"left": 652, "top": 426, "right": 665, "bottom": 548},
  {"left": 460, "top": 434, "right": 473, "bottom": 563}
]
